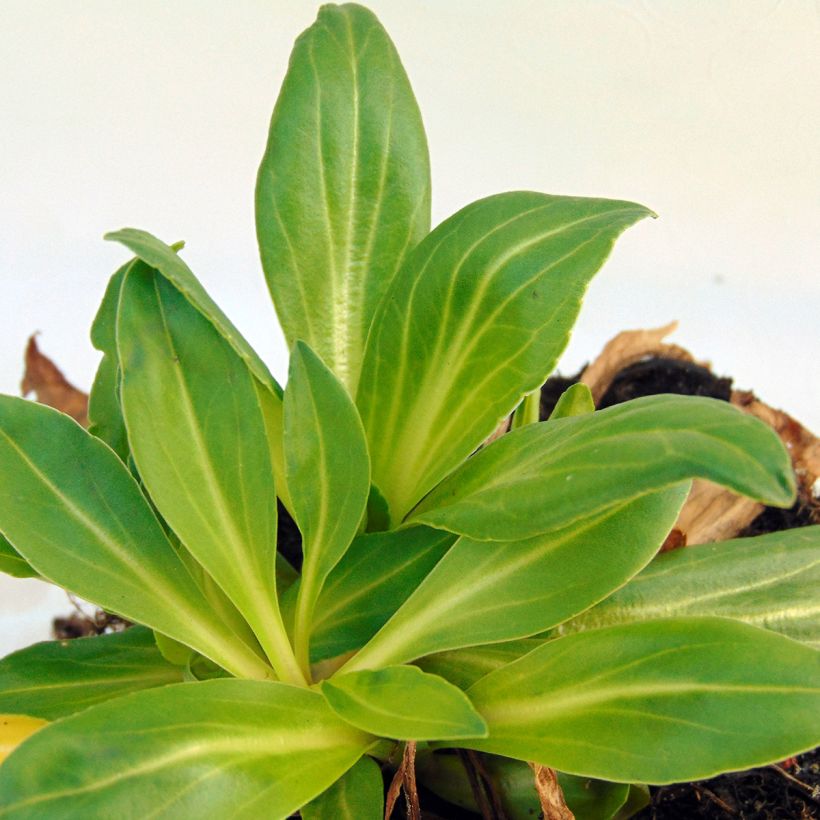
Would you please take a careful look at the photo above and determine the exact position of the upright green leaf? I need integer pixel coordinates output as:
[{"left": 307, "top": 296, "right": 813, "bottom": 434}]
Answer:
[
  {"left": 548, "top": 382, "right": 594, "bottom": 420},
  {"left": 303, "top": 525, "right": 456, "bottom": 664},
  {"left": 322, "top": 666, "right": 487, "bottom": 741},
  {"left": 412, "top": 394, "right": 794, "bottom": 540},
  {"left": 256, "top": 3, "right": 430, "bottom": 393},
  {"left": 285, "top": 342, "right": 370, "bottom": 675},
  {"left": 0, "top": 533, "right": 38, "bottom": 580},
  {"left": 117, "top": 263, "right": 303, "bottom": 685},
  {"left": 300, "top": 756, "right": 384, "bottom": 820},
  {"left": 87, "top": 261, "right": 130, "bottom": 460},
  {"left": 0, "top": 627, "right": 183, "bottom": 720},
  {"left": 105, "top": 228, "right": 280, "bottom": 395},
  {"left": 559, "top": 526, "right": 820, "bottom": 648},
  {"left": 0, "top": 680, "right": 373, "bottom": 818},
  {"left": 344, "top": 486, "right": 687, "bottom": 671},
  {"left": 462, "top": 618, "right": 820, "bottom": 784},
  {"left": 357, "top": 192, "right": 654, "bottom": 525},
  {"left": 0, "top": 396, "right": 272, "bottom": 681}
]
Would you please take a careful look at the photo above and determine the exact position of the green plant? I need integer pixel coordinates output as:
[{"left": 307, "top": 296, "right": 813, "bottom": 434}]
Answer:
[{"left": 0, "top": 4, "right": 818, "bottom": 817}]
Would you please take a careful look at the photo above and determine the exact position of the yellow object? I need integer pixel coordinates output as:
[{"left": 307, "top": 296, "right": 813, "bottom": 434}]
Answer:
[{"left": 0, "top": 714, "right": 48, "bottom": 763}]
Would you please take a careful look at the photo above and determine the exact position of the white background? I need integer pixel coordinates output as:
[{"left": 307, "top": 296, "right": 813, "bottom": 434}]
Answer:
[{"left": 1, "top": 1, "right": 819, "bottom": 655}]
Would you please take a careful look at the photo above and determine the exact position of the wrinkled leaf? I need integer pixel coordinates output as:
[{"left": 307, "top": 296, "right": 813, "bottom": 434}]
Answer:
[
  {"left": 412, "top": 394, "right": 794, "bottom": 540},
  {"left": 117, "top": 263, "right": 301, "bottom": 684},
  {"left": 0, "top": 680, "right": 372, "bottom": 817},
  {"left": 0, "top": 627, "right": 183, "bottom": 720},
  {"left": 357, "top": 192, "right": 654, "bottom": 525},
  {"left": 286, "top": 342, "right": 370, "bottom": 673},
  {"left": 256, "top": 3, "right": 430, "bottom": 393},
  {"left": 345, "top": 487, "right": 687, "bottom": 670},
  {"left": 322, "top": 665, "right": 487, "bottom": 741},
  {"left": 20, "top": 336, "right": 88, "bottom": 426},
  {"left": 303, "top": 526, "right": 455, "bottom": 663},
  {"left": 300, "top": 755, "right": 384, "bottom": 820},
  {"left": 0, "top": 395, "right": 272, "bottom": 681},
  {"left": 462, "top": 618, "right": 820, "bottom": 784},
  {"left": 559, "top": 525, "right": 820, "bottom": 648}
]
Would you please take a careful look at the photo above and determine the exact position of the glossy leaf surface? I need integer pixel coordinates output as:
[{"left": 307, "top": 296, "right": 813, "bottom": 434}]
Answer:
[
  {"left": 286, "top": 342, "right": 370, "bottom": 672},
  {"left": 106, "top": 228, "right": 280, "bottom": 394},
  {"left": 305, "top": 525, "right": 455, "bottom": 663},
  {"left": 0, "top": 680, "right": 372, "bottom": 817},
  {"left": 322, "top": 665, "right": 487, "bottom": 740},
  {"left": 412, "top": 394, "right": 794, "bottom": 540},
  {"left": 357, "top": 192, "right": 653, "bottom": 524},
  {"left": 300, "top": 756, "right": 384, "bottom": 820},
  {"left": 0, "top": 396, "right": 271, "bottom": 681},
  {"left": 87, "top": 261, "right": 130, "bottom": 460},
  {"left": 117, "top": 263, "right": 301, "bottom": 683},
  {"left": 0, "top": 627, "right": 183, "bottom": 720},
  {"left": 559, "top": 526, "right": 820, "bottom": 648},
  {"left": 346, "top": 487, "right": 687, "bottom": 670},
  {"left": 463, "top": 618, "right": 820, "bottom": 783},
  {"left": 256, "top": 3, "right": 430, "bottom": 392}
]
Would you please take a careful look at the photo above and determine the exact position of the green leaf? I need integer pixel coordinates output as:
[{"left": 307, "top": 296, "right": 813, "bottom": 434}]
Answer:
[
  {"left": 322, "top": 665, "right": 487, "bottom": 741},
  {"left": 304, "top": 525, "right": 455, "bottom": 664},
  {"left": 153, "top": 630, "right": 193, "bottom": 667},
  {"left": 105, "top": 227, "right": 281, "bottom": 395},
  {"left": 87, "top": 261, "right": 130, "bottom": 460},
  {"left": 0, "top": 396, "right": 272, "bottom": 681},
  {"left": 0, "top": 532, "right": 38, "bottom": 579},
  {"left": 511, "top": 388, "right": 541, "bottom": 429},
  {"left": 462, "top": 618, "right": 820, "bottom": 784},
  {"left": 300, "top": 756, "right": 384, "bottom": 820},
  {"left": 0, "top": 627, "right": 183, "bottom": 720},
  {"left": 548, "top": 382, "right": 594, "bottom": 420},
  {"left": 416, "top": 639, "right": 546, "bottom": 690},
  {"left": 416, "top": 752, "right": 628, "bottom": 820},
  {"left": 357, "top": 192, "right": 654, "bottom": 525},
  {"left": 285, "top": 342, "right": 370, "bottom": 675},
  {"left": 412, "top": 394, "right": 795, "bottom": 541},
  {"left": 558, "top": 526, "right": 820, "bottom": 648},
  {"left": 344, "top": 486, "right": 687, "bottom": 670},
  {"left": 256, "top": 3, "right": 430, "bottom": 393},
  {"left": 117, "top": 263, "right": 303, "bottom": 685},
  {"left": 0, "top": 680, "right": 373, "bottom": 817}
]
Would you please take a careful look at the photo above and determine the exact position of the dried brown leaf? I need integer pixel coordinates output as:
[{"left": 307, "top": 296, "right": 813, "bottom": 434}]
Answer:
[
  {"left": 530, "top": 764, "right": 574, "bottom": 820},
  {"left": 20, "top": 335, "right": 89, "bottom": 427}
]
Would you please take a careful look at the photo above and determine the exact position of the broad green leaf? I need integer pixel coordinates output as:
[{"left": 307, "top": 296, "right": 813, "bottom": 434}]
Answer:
[
  {"left": 285, "top": 342, "right": 370, "bottom": 674},
  {"left": 0, "top": 532, "right": 38, "bottom": 579},
  {"left": 303, "top": 525, "right": 455, "bottom": 664},
  {"left": 87, "top": 261, "right": 130, "bottom": 460},
  {"left": 256, "top": 3, "right": 430, "bottom": 393},
  {"left": 0, "top": 627, "right": 183, "bottom": 720},
  {"left": 300, "top": 756, "right": 384, "bottom": 820},
  {"left": 412, "top": 394, "right": 795, "bottom": 540},
  {"left": 559, "top": 525, "right": 820, "bottom": 648},
  {"left": 0, "top": 680, "right": 373, "bottom": 817},
  {"left": 117, "top": 263, "right": 303, "bottom": 685},
  {"left": 416, "top": 752, "right": 628, "bottom": 820},
  {"left": 549, "top": 382, "right": 594, "bottom": 420},
  {"left": 416, "top": 639, "right": 546, "bottom": 690},
  {"left": 344, "top": 486, "right": 687, "bottom": 671},
  {"left": 322, "top": 665, "right": 487, "bottom": 740},
  {"left": 357, "top": 192, "right": 654, "bottom": 525},
  {"left": 0, "top": 396, "right": 273, "bottom": 681},
  {"left": 106, "top": 228, "right": 280, "bottom": 395},
  {"left": 0, "top": 716, "right": 47, "bottom": 764},
  {"left": 462, "top": 618, "right": 820, "bottom": 784}
]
